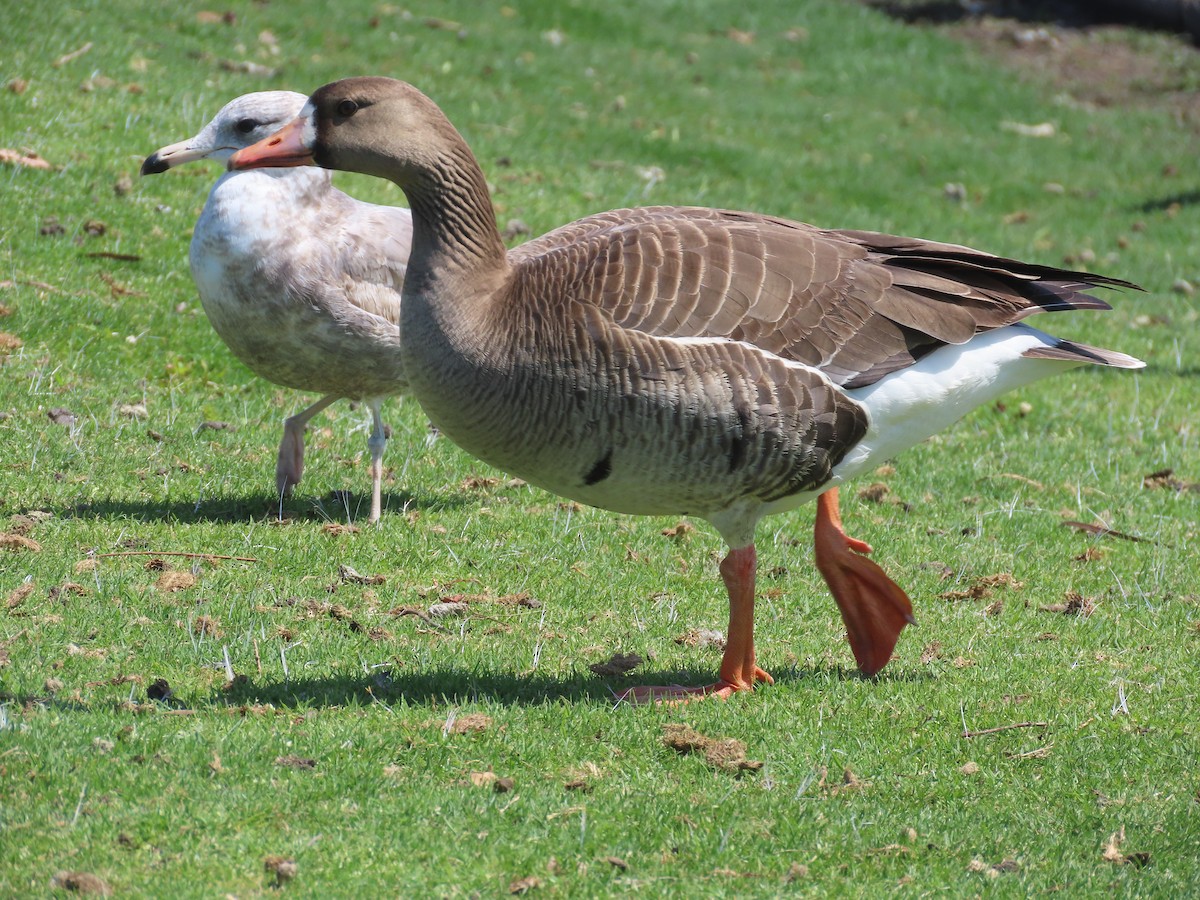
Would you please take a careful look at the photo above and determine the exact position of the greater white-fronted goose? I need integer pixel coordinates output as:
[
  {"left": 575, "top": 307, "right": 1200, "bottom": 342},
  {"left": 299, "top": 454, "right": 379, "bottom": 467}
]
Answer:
[
  {"left": 230, "top": 77, "right": 1143, "bottom": 702},
  {"left": 142, "top": 91, "right": 414, "bottom": 523}
]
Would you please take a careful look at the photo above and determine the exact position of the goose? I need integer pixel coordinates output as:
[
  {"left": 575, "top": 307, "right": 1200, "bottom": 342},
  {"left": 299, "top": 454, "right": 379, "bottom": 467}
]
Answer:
[
  {"left": 230, "top": 77, "right": 1143, "bottom": 702},
  {"left": 142, "top": 91, "right": 414, "bottom": 523}
]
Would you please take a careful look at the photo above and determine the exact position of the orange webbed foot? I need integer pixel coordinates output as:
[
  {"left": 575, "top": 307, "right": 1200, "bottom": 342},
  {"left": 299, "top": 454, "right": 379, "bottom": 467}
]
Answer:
[{"left": 814, "top": 488, "right": 915, "bottom": 676}]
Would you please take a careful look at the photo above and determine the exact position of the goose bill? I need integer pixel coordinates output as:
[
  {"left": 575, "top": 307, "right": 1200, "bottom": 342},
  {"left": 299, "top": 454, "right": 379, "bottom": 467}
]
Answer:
[{"left": 228, "top": 117, "right": 313, "bottom": 170}]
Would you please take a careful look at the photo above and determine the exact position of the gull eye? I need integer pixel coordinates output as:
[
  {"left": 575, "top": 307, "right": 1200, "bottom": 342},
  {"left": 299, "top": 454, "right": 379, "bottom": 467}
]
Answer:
[
  {"left": 336, "top": 98, "right": 359, "bottom": 118},
  {"left": 234, "top": 118, "right": 258, "bottom": 134}
]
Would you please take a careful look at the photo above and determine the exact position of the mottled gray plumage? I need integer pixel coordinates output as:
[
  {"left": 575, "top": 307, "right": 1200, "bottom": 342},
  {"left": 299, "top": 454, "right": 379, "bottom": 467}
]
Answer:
[{"left": 143, "top": 91, "right": 414, "bottom": 522}]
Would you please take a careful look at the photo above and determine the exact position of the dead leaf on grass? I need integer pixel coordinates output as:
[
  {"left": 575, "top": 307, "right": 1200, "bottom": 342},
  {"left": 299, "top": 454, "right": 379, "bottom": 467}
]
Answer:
[
  {"left": 264, "top": 855, "right": 298, "bottom": 886},
  {"left": 1040, "top": 591, "right": 1097, "bottom": 617},
  {"left": 0, "top": 332, "right": 22, "bottom": 354},
  {"left": 857, "top": 482, "right": 891, "bottom": 503},
  {"left": 460, "top": 474, "right": 501, "bottom": 491},
  {"left": 920, "top": 641, "right": 943, "bottom": 664},
  {"left": 274, "top": 754, "right": 317, "bottom": 769},
  {"left": 836, "top": 766, "right": 868, "bottom": 793},
  {"left": 0, "top": 148, "right": 52, "bottom": 169},
  {"left": 940, "top": 572, "right": 1022, "bottom": 601},
  {"left": 0, "top": 533, "right": 41, "bottom": 552},
  {"left": 509, "top": 876, "right": 542, "bottom": 895},
  {"left": 603, "top": 856, "right": 629, "bottom": 871},
  {"left": 660, "top": 521, "right": 695, "bottom": 539},
  {"left": 564, "top": 762, "right": 602, "bottom": 791},
  {"left": 66, "top": 643, "right": 106, "bottom": 659},
  {"left": 1074, "top": 546, "right": 1105, "bottom": 562},
  {"left": 1102, "top": 825, "right": 1150, "bottom": 866},
  {"left": 6, "top": 582, "right": 35, "bottom": 608},
  {"left": 47, "top": 407, "right": 75, "bottom": 426},
  {"left": 785, "top": 862, "right": 809, "bottom": 881},
  {"left": 447, "top": 712, "right": 493, "bottom": 735},
  {"left": 337, "top": 563, "right": 383, "bottom": 584},
  {"left": 155, "top": 571, "right": 196, "bottom": 592},
  {"left": 496, "top": 591, "right": 541, "bottom": 608},
  {"left": 428, "top": 600, "right": 469, "bottom": 618},
  {"left": 49, "top": 871, "right": 111, "bottom": 895},
  {"left": 49, "top": 582, "right": 88, "bottom": 601},
  {"left": 662, "top": 723, "right": 763, "bottom": 773},
  {"left": 117, "top": 403, "right": 147, "bottom": 420},
  {"left": 192, "top": 615, "right": 222, "bottom": 638},
  {"left": 588, "top": 651, "right": 643, "bottom": 677},
  {"left": 98, "top": 272, "right": 146, "bottom": 298},
  {"left": 966, "top": 857, "right": 1018, "bottom": 878},
  {"left": 1102, "top": 827, "right": 1126, "bottom": 863},
  {"left": 469, "top": 770, "right": 497, "bottom": 788},
  {"left": 1143, "top": 468, "right": 1200, "bottom": 493},
  {"left": 673, "top": 628, "right": 725, "bottom": 650}
]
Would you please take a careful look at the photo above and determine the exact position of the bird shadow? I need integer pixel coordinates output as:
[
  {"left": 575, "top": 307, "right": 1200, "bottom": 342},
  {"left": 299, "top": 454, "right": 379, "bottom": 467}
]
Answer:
[
  {"left": 1135, "top": 190, "right": 1200, "bottom": 213},
  {"left": 1, "top": 660, "right": 933, "bottom": 717},
  {"left": 46, "top": 487, "right": 465, "bottom": 525},
  {"left": 867, "top": 0, "right": 1191, "bottom": 32},
  {"left": 199, "top": 660, "right": 931, "bottom": 711}
]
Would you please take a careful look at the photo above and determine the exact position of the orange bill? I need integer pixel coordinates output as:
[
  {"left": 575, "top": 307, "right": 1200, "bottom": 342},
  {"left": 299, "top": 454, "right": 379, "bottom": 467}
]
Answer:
[{"left": 228, "top": 117, "right": 312, "bottom": 170}]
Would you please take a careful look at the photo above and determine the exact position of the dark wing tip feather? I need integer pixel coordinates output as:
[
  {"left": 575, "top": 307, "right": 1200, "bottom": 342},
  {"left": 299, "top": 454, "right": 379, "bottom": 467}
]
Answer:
[{"left": 1023, "top": 338, "right": 1145, "bottom": 369}]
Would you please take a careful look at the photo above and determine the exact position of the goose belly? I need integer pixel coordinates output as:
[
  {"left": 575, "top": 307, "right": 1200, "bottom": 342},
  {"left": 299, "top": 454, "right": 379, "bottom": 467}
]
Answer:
[{"left": 408, "top": 331, "right": 864, "bottom": 519}]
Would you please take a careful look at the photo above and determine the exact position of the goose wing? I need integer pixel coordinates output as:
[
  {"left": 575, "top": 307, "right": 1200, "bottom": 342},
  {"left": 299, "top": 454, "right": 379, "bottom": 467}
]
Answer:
[{"left": 510, "top": 206, "right": 1135, "bottom": 388}]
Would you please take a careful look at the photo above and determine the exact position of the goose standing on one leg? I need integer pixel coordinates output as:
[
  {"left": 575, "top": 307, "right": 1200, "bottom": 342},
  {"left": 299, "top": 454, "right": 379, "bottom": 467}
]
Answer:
[
  {"left": 231, "top": 78, "right": 1143, "bottom": 701},
  {"left": 142, "top": 91, "right": 414, "bottom": 523}
]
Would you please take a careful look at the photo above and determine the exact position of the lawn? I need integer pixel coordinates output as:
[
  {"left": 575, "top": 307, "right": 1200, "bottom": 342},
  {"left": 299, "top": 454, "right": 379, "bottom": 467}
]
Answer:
[{"left": 1, "top": 1, "right": 1197, "bottom": 896}]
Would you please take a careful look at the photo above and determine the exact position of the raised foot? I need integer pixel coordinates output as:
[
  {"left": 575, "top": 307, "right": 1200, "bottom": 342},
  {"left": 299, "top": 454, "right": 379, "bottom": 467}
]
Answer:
[{"left": 814, "top": 488, "right": 915, "bottom": 677}]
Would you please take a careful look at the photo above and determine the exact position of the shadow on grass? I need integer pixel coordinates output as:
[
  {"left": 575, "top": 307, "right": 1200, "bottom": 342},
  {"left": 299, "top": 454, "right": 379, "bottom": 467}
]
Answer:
[
  {"left": 2, "top": 663, "right": 933, "bottom": 715},
  {"left": 1136, "top": 189, "right": 1200, "bottom": 213},
  {"left": 865, "top": 0, "right": 1196, "bottom": 34},
  {"left": 197, "top": 661, "right": 930, "bottom": 710},
  {"left": 51, "top": 487, "right": 465, "bottom": 525}
]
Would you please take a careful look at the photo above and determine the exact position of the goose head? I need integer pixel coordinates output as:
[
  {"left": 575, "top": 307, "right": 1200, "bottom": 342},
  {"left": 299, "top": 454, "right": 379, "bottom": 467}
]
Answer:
[
  {"left": 141, "top": 90, "right": 308, "bottom": 175},
  {"left": 228, "top": 77, "right": 461, "bottom": 187}
]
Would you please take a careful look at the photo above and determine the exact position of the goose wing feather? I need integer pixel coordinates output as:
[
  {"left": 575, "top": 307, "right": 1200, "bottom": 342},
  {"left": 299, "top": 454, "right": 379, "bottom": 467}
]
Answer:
[{"left": 510, "top": 207, "right": 1135, "bottom": 389}]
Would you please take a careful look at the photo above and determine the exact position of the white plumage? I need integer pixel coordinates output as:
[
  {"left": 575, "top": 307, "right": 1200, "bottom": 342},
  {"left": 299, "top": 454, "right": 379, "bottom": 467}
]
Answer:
[{"left": 142, "top": 91, "right": 414, "bottom": 522}]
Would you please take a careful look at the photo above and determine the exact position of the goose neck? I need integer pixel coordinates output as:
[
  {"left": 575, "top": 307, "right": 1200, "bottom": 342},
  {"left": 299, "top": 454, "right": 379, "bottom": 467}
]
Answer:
[{"left": 403, "top": 145, "right": 507, "bottom": 276}]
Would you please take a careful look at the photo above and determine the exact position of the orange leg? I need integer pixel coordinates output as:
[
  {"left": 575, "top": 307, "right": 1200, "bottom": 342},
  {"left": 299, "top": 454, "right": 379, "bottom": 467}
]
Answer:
[
  {"left": 619, "top": 544, "right": 773, "bottom": 705},
  {"left": 813, "top": 487, "right": 915, "bottom": 676}
]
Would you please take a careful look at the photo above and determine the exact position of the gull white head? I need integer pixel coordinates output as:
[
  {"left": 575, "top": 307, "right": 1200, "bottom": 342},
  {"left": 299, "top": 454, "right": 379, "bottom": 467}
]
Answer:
[{"left": 141, "top": 91, "right": 308, "bottom": 174}]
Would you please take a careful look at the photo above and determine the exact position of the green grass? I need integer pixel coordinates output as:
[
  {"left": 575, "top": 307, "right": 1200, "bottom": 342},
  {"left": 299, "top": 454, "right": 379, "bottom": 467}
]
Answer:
[{"left": 2, "top": 0, "right": 1198, "bottom": 895}]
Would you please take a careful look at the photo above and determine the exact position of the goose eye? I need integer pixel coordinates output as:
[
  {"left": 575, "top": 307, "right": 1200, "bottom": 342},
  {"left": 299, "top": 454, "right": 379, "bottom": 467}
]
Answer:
[
  {"left": 234, "top": 118, "right": 258, "bottom": 134},
  {"left": 336, "top": 98, "right": 359, "bottom": 118}
]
